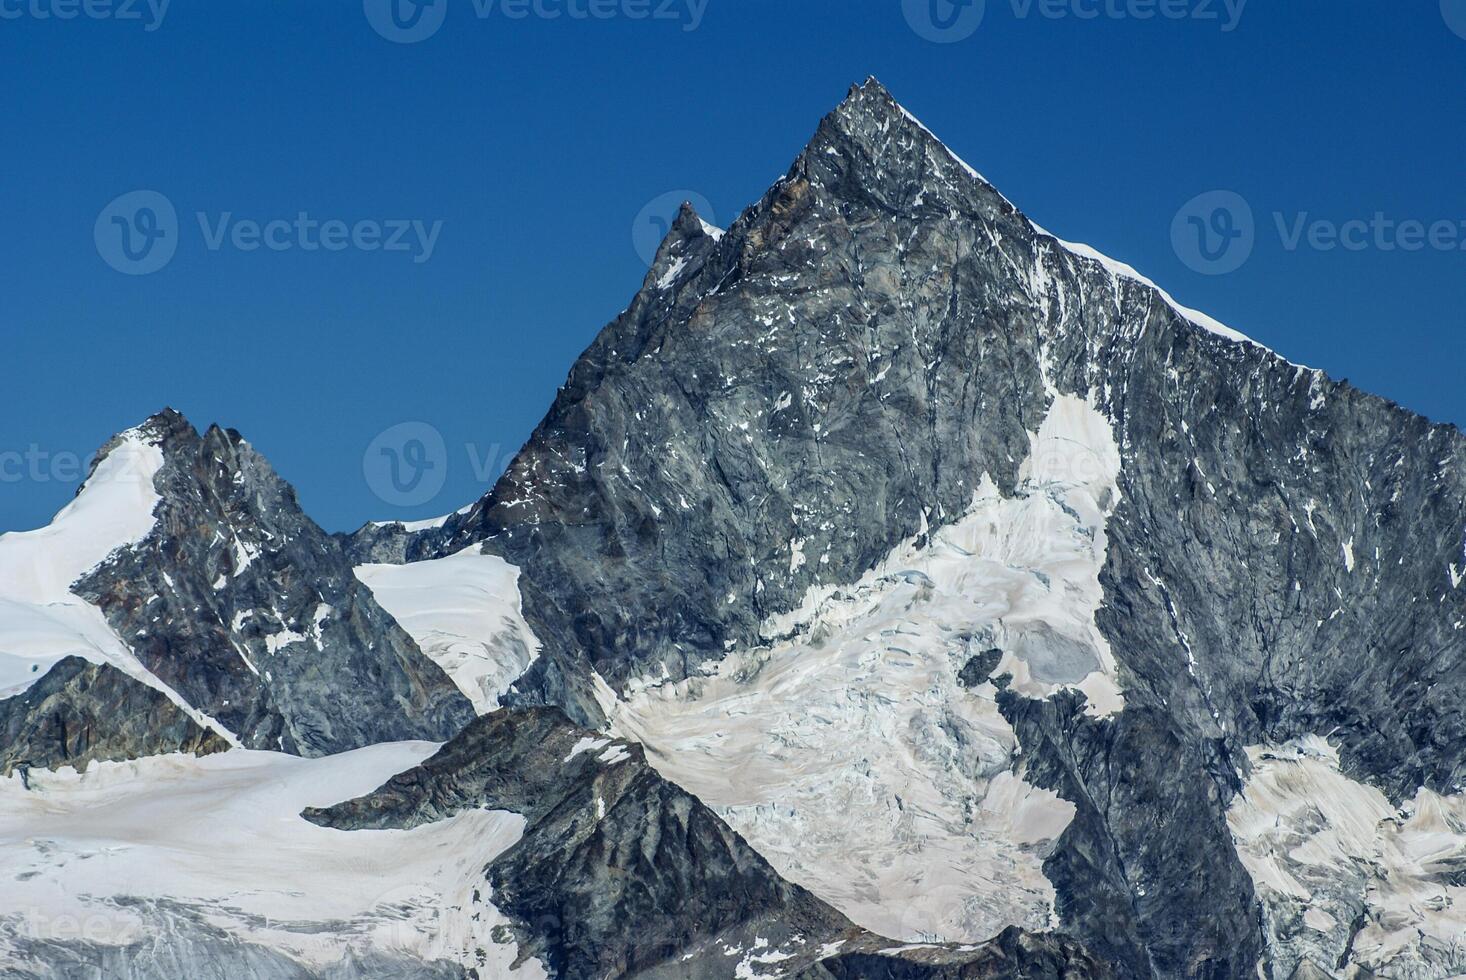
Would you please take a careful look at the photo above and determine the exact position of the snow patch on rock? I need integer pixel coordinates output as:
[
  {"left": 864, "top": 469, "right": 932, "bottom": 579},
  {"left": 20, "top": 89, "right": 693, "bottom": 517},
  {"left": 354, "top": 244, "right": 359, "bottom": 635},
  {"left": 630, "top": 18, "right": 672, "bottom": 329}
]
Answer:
[{"left": 354, "top": 544, "right": 540, "bottom": 716}]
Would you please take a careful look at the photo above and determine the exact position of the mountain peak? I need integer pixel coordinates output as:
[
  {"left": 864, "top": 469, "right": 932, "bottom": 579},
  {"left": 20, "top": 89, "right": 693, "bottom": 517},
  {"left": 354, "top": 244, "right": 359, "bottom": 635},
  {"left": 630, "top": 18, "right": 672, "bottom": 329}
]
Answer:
[
  {"left": 641, "top": 198, "right": 724, "bottom": 296},
  {"left": 841, "top": 74, "right": 898, "bottom": 108},
  {"left": 824, "top": 75, "right": 924, "bottom": 142},
  {"left": 113, "top": 407, "right": 196, "bottom": 459}
]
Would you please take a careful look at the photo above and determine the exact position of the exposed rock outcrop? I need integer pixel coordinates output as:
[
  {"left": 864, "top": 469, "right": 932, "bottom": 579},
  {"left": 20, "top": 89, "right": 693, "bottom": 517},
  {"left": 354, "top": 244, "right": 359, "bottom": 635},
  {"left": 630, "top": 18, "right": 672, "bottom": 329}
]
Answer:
[{"left": 0, "top": 657, "right": 227, "bottom": 778}]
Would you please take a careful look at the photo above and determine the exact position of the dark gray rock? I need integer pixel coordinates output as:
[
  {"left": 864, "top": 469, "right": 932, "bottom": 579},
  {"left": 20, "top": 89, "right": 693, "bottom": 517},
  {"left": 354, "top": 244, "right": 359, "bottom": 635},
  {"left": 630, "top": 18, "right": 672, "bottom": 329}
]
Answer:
[
  {"left": 997, "top": 689, "right": 1261, "bottom": 980},
  {"left": 74, "top": 410, "right": 473, "bottom": 756},
  {"left": 339, "top": 518, "right": 453, "bottom": 567},
  {"left": 958, "top": 648, "right": 1005, "bottom": 689},
  {"left": 0, "top": 656, "right": 228, "bottom": 778}
]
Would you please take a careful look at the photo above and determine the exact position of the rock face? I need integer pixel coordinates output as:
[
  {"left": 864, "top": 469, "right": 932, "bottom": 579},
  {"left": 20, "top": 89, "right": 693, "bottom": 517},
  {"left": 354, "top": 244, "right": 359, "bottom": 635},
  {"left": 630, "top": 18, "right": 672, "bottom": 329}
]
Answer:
[
  {"left": 75, "top": 410, "right": 474, "bottom": 756},
  {"left": 376, "top": 79, "right": 1465, "bottom": 977},
  {"left": 0, "top": 657, "right": 228, "bottom": 778}
]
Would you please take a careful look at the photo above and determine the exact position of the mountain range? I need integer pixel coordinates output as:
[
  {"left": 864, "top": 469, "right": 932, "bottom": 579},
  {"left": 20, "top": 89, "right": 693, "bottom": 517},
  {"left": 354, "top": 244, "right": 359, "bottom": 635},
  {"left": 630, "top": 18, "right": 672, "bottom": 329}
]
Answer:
[{"left": 1, "top": 79, "right": 1463, "bottom": 980}]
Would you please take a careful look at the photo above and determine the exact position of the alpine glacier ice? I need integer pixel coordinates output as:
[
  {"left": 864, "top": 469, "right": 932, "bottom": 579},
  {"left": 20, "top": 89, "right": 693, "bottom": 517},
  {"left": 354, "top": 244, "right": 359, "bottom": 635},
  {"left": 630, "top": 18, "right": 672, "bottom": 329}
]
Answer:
[
  {"left": 0, "top": 743, "right": 547, "bottom": 978},
  {"left": 1228, "top": 737, "right": 1466, "bottom": 979},
  {"left": 603, "top": 394, "right": 1124, "bottom": 943}
]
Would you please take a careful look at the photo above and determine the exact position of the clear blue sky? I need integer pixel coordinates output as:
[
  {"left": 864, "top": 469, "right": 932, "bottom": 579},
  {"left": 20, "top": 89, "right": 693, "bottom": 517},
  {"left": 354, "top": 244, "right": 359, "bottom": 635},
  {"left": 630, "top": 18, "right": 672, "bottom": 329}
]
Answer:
[{"left": 4, "top": 1, "right": 1464, "bottom": 532}]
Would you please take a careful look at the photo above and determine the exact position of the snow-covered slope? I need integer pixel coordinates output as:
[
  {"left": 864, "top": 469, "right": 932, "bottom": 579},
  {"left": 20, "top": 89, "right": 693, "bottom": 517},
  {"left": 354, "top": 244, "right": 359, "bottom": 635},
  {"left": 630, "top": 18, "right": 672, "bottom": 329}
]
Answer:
[
  {"left": 0, "top": 430, "right": 162, "bottom": 604},
  {"left": 354, "top": 544, "right": 540, "bottom": 715},
  {"left": 0, "top": 429, "right": 222, "bottom": 745},
  {"left": 602, "top": 394, "right": 1123, "bottom": 943},
  {"left": 0, "top": 742, "right": 547, "bottom": 978},
  {"left": 0, "top": 428, "right": 164, "bottom": 697}
]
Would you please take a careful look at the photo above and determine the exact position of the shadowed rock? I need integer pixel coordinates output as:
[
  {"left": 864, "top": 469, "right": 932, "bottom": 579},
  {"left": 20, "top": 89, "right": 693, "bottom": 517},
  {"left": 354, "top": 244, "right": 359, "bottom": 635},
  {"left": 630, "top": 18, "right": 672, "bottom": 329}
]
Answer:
[{"left": 0, "top": 657, "right": 228, "bottom": 778}]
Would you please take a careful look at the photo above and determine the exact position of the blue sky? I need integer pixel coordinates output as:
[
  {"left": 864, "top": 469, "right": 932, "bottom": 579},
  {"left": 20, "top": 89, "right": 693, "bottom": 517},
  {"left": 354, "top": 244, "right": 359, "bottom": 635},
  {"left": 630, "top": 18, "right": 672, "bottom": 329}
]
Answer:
[{"left": 3, "top": 1, "right": 1464, "bottom": 531}]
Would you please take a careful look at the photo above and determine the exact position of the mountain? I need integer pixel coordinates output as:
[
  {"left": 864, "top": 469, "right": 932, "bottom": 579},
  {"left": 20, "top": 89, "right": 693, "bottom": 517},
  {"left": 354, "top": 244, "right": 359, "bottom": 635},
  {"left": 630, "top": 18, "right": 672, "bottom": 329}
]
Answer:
[
  {"left": 0, "top": 410, "right": 474, "bottom": 764},
  {"left": 2, "top": 79, "right": 1464, "bottom": 979}
]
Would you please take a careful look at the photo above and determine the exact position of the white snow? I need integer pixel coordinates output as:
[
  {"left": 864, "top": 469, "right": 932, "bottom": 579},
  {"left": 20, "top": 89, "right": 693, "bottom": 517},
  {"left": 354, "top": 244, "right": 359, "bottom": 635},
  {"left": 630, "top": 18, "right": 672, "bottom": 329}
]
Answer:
[
  {"left": 0, "top": 742, "right": 547, "bottom": 977},
  {"left": 657, "top": 256, "right": 688, "bottom": 289},
  {"left": 564, "top": 736, "right": 611, "bottom": 763},
  {"left": 263, "top": 626, "right": 309, "bottom": 654},
  {"left": 788, "top": 537, "right": 807, "bottom": 574},
  {"left": 1228, "top": 737, "right": 1466, "bottom": 976},
  {"left": 734, "top": 942, "right": 795, "bottom": 978},
  {"left": 0, "top": 431, "right": 227, "bottom": 743},
  {"left": 354, "top": 545, "right": 540, "bottom": 716},
  {"left": 0, "top": 431, "right": 163, "bottom": 605},
  {"left": 369, "top": 503, "right": 475, "bottom": 534},
  {"left": 601, "top": 394, "right": 1123, "bottom": 943},
  {"left": 597, "top": 744, "right": 630, "bottom": 766}
]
